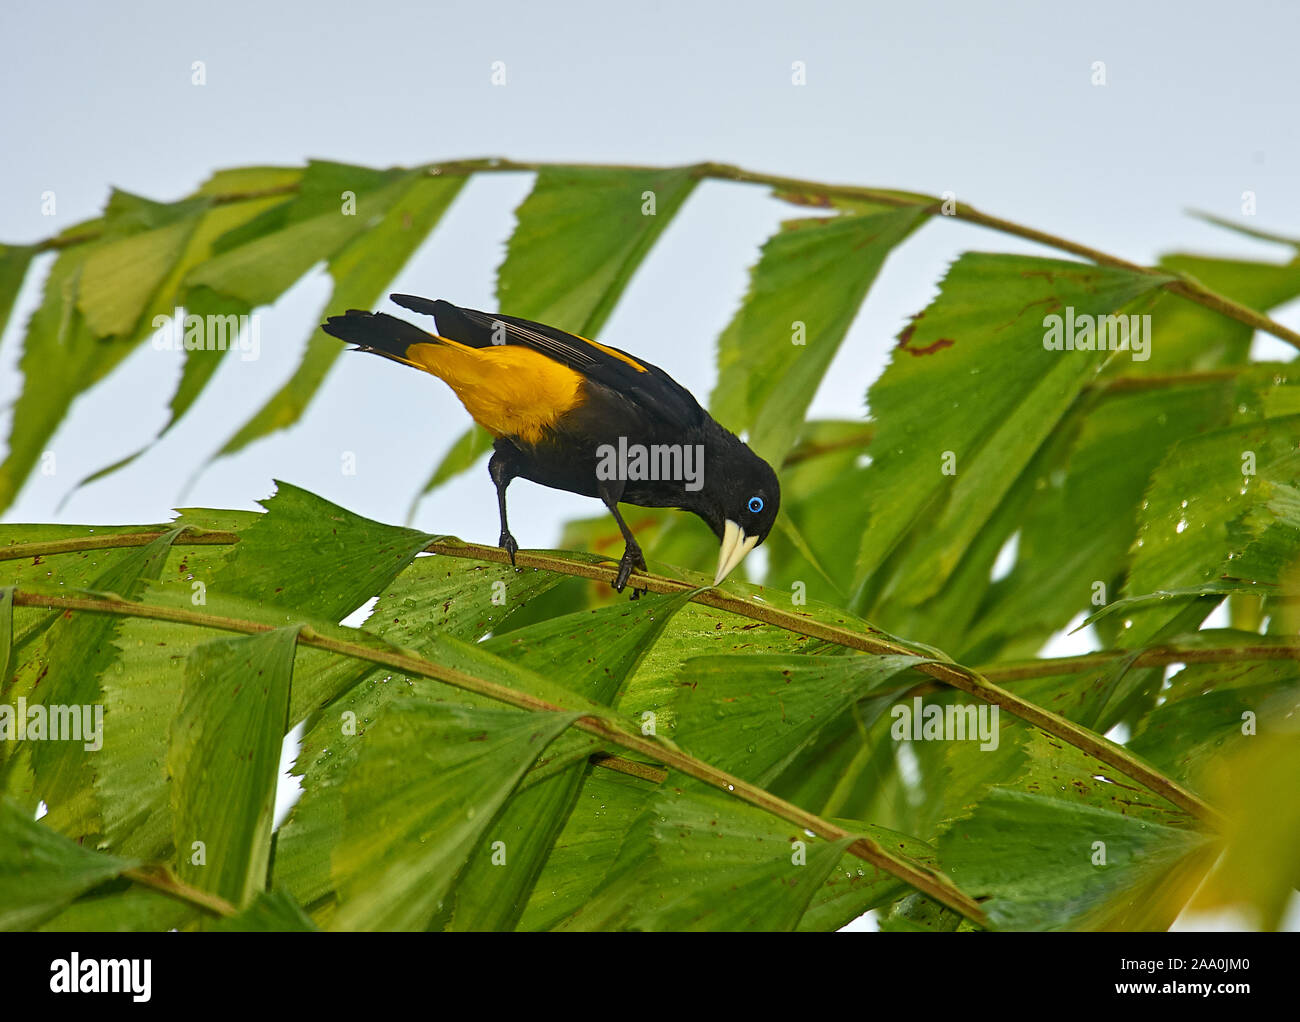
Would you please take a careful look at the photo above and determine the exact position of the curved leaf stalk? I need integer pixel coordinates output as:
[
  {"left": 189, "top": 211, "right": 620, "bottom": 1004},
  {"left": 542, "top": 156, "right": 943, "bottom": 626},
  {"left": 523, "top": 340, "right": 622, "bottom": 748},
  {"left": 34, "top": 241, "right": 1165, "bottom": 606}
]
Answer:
[
  {"left": 36, "top": 158, "right": 1300, "bottom": 350},
  {"left": 9, "top": 588, "right": 989, "bottom": 925},
  {"left": 2, "top": 529, "right": 1225, "bottom": 826}
]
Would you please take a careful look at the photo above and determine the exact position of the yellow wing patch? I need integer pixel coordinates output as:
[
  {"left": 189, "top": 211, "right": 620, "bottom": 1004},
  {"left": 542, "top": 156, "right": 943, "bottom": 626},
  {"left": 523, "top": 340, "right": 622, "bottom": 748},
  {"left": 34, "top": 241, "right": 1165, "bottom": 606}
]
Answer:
[
  {"left": 404, "top": 338, "right": 585, "bottom": 444},
  {"left": 575, "top": 334, "right": 649, "bottom": 373}
]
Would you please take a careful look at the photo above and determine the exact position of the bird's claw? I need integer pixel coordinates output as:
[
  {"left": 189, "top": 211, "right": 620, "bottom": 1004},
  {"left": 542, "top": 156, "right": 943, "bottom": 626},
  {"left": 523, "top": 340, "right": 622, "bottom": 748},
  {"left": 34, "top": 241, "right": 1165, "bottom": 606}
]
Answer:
[
  {"left": 612, "top": 545, "right": 648, "bottom": 599},
  {"left": 499, "top": 531, "right": 519, "bottom": 567}
]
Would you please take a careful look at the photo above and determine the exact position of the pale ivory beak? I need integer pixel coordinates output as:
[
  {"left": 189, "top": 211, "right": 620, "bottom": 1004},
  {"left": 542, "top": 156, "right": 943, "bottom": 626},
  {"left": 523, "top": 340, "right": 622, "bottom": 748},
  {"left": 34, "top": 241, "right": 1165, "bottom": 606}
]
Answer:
[{"left": 714, "top": 519, "right": 759, "bottom": 585}]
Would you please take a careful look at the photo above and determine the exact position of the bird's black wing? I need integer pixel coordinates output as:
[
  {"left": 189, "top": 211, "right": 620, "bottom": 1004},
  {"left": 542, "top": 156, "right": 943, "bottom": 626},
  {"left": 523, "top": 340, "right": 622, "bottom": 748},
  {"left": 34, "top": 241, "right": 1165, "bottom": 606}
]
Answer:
[{"left": 389, "top": 295, "right": 705, "bottom": 431}]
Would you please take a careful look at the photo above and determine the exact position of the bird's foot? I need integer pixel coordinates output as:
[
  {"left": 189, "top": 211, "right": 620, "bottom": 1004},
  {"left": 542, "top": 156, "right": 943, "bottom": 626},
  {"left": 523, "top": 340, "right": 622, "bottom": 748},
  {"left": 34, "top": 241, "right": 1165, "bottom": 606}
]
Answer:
[
  {"left": 499, "top": 530, "right": 519, "bottom": 568},
  {"left": 613, "top": 544, "right": 649, "bottom": 599}
]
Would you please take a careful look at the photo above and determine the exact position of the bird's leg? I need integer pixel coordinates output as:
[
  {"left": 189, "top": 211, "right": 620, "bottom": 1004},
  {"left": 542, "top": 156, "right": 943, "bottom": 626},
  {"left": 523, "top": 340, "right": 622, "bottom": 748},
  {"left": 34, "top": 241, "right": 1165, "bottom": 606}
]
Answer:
[
  {"left": 488, "top": 449, "right": 519, "bottom": 567},
  {"left": 599, "top": 485, "right": 648, "bottom": 598}
]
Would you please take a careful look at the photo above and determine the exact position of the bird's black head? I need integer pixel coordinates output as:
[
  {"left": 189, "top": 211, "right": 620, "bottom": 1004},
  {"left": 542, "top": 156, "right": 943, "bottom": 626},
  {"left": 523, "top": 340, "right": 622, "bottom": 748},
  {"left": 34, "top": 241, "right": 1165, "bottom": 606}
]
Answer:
[{"left": 694, "top": 438, "right": 781, "bottom": 585}]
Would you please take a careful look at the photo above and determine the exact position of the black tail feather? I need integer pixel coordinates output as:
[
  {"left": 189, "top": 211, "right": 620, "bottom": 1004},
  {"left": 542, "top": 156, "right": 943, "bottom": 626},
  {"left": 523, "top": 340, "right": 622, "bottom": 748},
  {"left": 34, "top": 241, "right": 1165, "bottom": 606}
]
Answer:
[
  {"left": 389, "top": 293, "right": 447, "bottom": 318},
  {"left": 390, "top": 294, "right": 493, "bottom": 348},
  {"left": 321, "top": 310, "right": 436, "bottom": 362}
]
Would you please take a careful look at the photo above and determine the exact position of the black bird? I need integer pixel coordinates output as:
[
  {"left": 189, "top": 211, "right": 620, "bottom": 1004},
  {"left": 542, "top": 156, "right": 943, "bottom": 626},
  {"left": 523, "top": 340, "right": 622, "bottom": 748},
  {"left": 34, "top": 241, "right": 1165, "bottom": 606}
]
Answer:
[{"left": 322, "top": 296, "right": 780, "bottom": 594}]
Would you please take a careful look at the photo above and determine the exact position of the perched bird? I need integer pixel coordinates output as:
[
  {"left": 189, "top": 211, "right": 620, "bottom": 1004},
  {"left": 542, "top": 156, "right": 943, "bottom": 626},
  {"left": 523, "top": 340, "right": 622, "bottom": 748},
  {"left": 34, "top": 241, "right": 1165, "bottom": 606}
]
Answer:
[{"left": 322, "top": 296, "right": 780, "bottom": 595}]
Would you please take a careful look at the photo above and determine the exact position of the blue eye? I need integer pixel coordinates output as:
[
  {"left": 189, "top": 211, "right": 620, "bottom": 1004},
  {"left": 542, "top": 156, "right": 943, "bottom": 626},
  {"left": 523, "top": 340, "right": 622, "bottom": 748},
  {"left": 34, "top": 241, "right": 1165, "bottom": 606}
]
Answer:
[{"left": 747, "top": 496, "right": 764, "bottom": 514}]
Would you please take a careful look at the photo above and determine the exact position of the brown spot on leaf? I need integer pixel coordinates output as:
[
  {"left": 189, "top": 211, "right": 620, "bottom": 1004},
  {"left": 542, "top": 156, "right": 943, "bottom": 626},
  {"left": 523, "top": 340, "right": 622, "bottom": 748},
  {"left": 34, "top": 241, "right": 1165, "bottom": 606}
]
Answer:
[
  {"left": 897, "top": 314, "right": 920, "bottom": 348},
  {"left": 774, "top": 189, "right": 833, "bottom": 209},
  {"left": 906, "top": 338, "right": 954, "bottom": 356}
]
